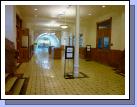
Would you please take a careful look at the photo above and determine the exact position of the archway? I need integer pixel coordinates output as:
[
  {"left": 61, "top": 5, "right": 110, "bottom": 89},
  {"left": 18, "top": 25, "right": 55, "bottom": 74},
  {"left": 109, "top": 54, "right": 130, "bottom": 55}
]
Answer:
[
  {"left": 34, "top": 33, "right": 60, "bottom": 69},
  {"left": 35, "top": 32, "right": 60, "bottom": 49}
]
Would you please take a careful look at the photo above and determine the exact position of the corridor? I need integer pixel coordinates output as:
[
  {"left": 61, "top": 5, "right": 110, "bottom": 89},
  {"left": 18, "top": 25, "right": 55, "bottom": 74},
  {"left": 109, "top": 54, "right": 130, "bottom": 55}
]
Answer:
[
  {"left": 4, "top": 4, "right": 126, "bottom": 98},
  {"left": 16, "top": 48, "right": 125, "bottom": 95}
]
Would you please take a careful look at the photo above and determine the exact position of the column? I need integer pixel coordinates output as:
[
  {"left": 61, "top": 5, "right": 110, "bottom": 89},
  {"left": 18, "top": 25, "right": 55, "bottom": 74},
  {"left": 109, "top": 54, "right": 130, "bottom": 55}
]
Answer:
[
  {"left": 74, "top": 5, "right": 80, "bottom": 78},
  {"left": 5, "top": 5, "right": 16, "bottom": 49}
]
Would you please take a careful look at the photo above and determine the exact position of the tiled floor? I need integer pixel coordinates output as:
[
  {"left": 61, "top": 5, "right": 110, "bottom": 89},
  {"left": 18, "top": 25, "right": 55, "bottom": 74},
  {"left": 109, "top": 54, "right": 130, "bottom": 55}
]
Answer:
[{"left": 16, "top": 47, "right": 125, "bottom": 95}]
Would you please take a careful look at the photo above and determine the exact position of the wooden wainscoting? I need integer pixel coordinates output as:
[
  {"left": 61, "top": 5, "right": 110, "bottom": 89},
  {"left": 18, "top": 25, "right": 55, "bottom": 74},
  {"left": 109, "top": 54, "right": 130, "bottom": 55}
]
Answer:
[
  {"left": 30, "top": 45, "right": 34, "bottom": 57},
  {"left": 19, "top": 48, "right": 29, "bottom": 62},
  {"left": 92, "top": 49, "right": 111, "bottom": 65},
  {"left": 79, "top": 47, "right": 86, "bottom": 59},
  {"left": 54, "top": 48, "right": 62, "bottom": 59},
  {"left": 79, "top": 47, "right": 125, "bottom": 74},
  {"left": 92, "top": 48, "right": 125, "bottom": 74},
  {"left": 5, "top": 38, "right": 16, "bottom": 74}
]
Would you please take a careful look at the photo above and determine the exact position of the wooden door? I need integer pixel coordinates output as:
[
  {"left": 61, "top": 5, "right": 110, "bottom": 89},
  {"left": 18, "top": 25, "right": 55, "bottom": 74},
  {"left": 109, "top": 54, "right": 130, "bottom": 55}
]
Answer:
[
  {"left": 96, "top": 18, "right": 112, "bottom": 65},
  {"left": 97, "top": 29, "right": 111, "bottom": 49}
]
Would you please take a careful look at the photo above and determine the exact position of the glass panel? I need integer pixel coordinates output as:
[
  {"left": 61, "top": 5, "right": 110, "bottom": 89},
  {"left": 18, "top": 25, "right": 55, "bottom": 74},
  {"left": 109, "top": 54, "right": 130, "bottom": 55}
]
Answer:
[
  {"left": 104, "top": 37, "right": 109, "bottom": 48},
  {"left": 98, "top": 38, "right": 102, "bottom": 48}
]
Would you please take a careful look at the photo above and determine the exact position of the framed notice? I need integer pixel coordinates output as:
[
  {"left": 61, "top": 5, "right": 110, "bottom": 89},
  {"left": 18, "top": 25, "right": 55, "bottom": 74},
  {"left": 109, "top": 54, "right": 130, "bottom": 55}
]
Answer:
[
  {"left": 67, "top": 47, "right": 73, "bottom": 53},
  {"left": 86, "top": 45, "right": 91, "bottom": 52},
  {"left": 65, "top": 46, "right": 74, "bottom": 59},
  {"left": 66, "top": 53, "right": 73, "bottom": 58}
]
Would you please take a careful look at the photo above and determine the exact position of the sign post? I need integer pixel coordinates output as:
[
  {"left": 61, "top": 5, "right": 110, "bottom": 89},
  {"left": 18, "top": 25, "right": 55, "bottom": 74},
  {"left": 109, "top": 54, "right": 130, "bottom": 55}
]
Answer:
[
  {"left": 64, "top": 46, "right": 74, "bottom": 79},
  {"left": 86, "top": 45, "right": 91, "bottom": 61}
]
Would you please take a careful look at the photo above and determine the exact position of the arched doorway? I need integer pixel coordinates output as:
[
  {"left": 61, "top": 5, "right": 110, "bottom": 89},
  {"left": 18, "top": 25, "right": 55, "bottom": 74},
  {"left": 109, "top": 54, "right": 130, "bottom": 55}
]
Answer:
[
  {"left": 35, "top": 33, "right": 60, "bottom": 48},
  {"left": 37, "top": 38, "right": 51, "bottom": 48},
  {"left": 34, "top": 33, "right": 60, "bottom": 69}
]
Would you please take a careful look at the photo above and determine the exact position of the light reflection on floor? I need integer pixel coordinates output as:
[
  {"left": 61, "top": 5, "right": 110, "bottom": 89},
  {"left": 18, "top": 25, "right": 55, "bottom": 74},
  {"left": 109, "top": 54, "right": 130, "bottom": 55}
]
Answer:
[{"left": 34, "top": 47, "right": 52, "bottom": 70}]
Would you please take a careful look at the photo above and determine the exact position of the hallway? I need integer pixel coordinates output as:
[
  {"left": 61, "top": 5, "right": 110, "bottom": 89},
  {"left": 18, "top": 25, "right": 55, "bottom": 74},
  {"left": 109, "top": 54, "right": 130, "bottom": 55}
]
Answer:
[
  {"left": 4, "top": 4, "right": 126, "bottom": 98},
  {"left": 16, "top": 48, "right": 125, "bottom": 95}
]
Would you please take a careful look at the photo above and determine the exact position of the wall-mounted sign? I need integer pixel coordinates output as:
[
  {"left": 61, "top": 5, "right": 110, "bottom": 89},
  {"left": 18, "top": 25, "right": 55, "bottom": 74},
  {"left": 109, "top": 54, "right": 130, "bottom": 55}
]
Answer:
[{"left": 65, "top": 46, "right": 74, "bottom": 59}]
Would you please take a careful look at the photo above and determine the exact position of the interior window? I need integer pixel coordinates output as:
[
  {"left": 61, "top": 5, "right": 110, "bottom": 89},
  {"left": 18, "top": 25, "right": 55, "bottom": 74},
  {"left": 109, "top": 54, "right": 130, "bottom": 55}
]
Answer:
[{"left": 104, "top": 37, "right": 109, "bottom": 49}]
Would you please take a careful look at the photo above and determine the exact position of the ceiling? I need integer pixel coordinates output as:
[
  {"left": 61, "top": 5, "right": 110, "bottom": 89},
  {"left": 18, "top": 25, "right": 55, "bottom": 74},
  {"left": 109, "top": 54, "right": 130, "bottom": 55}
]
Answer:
[{"left": 16, "top": 5, "right": 124, "bottom": 31}]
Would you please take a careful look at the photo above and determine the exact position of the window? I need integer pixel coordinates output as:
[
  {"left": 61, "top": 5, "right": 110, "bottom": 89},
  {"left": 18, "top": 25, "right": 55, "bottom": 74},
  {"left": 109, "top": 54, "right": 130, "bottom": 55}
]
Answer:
[
  {"left": 104, "top": 37, "right": 109, "bottom": 48},
  {"left": 98, "top": 38, "right": 102, "bottom": 49}
]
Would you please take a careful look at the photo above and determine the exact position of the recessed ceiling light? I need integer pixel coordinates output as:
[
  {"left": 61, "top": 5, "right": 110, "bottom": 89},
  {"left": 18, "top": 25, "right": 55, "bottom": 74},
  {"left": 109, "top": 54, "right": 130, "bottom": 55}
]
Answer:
[
  {"left": 88, "top": 13, "right": 92, "bottom": 15},
  {"left": 102, "top": 5, "right": 106, "bottom": 8},
  {"left": 34, "top": 8, "right": 38, "bottom": 11}
]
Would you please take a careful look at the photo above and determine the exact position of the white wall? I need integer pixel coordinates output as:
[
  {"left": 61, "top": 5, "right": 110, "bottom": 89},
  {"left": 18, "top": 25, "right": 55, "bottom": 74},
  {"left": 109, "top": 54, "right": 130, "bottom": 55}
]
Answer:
[
  {"left": 83, "top": 8, "right": 125, "bottom": 50},
  {"left": 26, "top": 23, "right": 34, "bottom": 46},
  {"left": 61, "top": 31, "right": 69, "bottom": 46},
  {"left": 79, "top": 23, "right": 88, "bottom": 46},
  {"left": 5, "top": 5, "right": 16, "bottom": 49},
  {"left": 30, "top": 30, "right": 34, "bottom": 45}
]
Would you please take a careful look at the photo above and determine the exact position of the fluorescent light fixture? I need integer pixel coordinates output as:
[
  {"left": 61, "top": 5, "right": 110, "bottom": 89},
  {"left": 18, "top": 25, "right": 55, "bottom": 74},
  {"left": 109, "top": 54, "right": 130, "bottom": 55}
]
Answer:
[
  {"left": 45, "top": 21, "right": 60, "bottom": 27},
  {"left": 34, "top": 8, "right": 38, "bottom": 11},
  {"left": 60, "top": 25, "right": 68, "bottom": 29},
  {"left": 102, "top": 5, "right": 106, "bottom": 8}
]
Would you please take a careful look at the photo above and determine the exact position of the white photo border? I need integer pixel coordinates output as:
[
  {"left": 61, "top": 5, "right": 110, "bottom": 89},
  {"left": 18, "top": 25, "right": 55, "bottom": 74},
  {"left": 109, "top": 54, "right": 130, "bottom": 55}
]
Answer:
[{"left": 1, "top": 1, "right": 129, "bottom": 100}]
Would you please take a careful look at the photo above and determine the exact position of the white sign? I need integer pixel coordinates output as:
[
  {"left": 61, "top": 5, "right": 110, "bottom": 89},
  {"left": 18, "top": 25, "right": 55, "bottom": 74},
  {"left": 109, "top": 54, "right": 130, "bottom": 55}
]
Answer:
[
  {"left": 87, "top": 48, "right": 90, "bottom": 51},
  {"left": 67, "top": 53, "right": 73, "bottom": 58},
  {"left": 67, "top": 48, "right": 73, "bottom": 52}
]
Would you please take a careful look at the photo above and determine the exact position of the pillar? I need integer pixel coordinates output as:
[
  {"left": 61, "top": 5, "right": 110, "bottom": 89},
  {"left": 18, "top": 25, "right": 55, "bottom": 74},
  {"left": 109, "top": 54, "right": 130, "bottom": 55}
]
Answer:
[
  {"left": 74, "top": 5, "right": 80, "bottom": 78},
  {"left": 5, "top": 5, "right": 16, "bottom": 49}
]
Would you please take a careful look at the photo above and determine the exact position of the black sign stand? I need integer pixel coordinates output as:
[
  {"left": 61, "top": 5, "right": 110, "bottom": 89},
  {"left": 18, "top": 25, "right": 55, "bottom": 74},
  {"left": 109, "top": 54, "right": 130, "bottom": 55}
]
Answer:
[
  {"left": 86, "top": 45, "right": 91, "bottom": 61},
  {"left": 64, "top": 46, "right": 74, "bottom": 79}
]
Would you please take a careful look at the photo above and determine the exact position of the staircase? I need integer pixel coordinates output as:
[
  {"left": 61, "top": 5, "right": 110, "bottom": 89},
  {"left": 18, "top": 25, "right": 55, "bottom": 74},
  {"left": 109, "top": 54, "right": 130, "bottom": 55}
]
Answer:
[
  {"left": 5, "top": 73, "right": 28, "bottom": 95},
  {"left": 5, "top": 38, "right": 29, "bottom": 95}
]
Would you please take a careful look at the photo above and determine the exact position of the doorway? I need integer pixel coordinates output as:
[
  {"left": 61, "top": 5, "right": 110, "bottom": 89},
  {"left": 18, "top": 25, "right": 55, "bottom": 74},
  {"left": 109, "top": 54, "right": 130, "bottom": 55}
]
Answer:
[
  {"left": 96, "top": 17, "right": 112, "bottom": 64},
  {"left": 34, "top": 33, "right": 60, "bottom": 69},
  {"left": 96, "top": 17, "right": 112, "bottom": 49}
]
